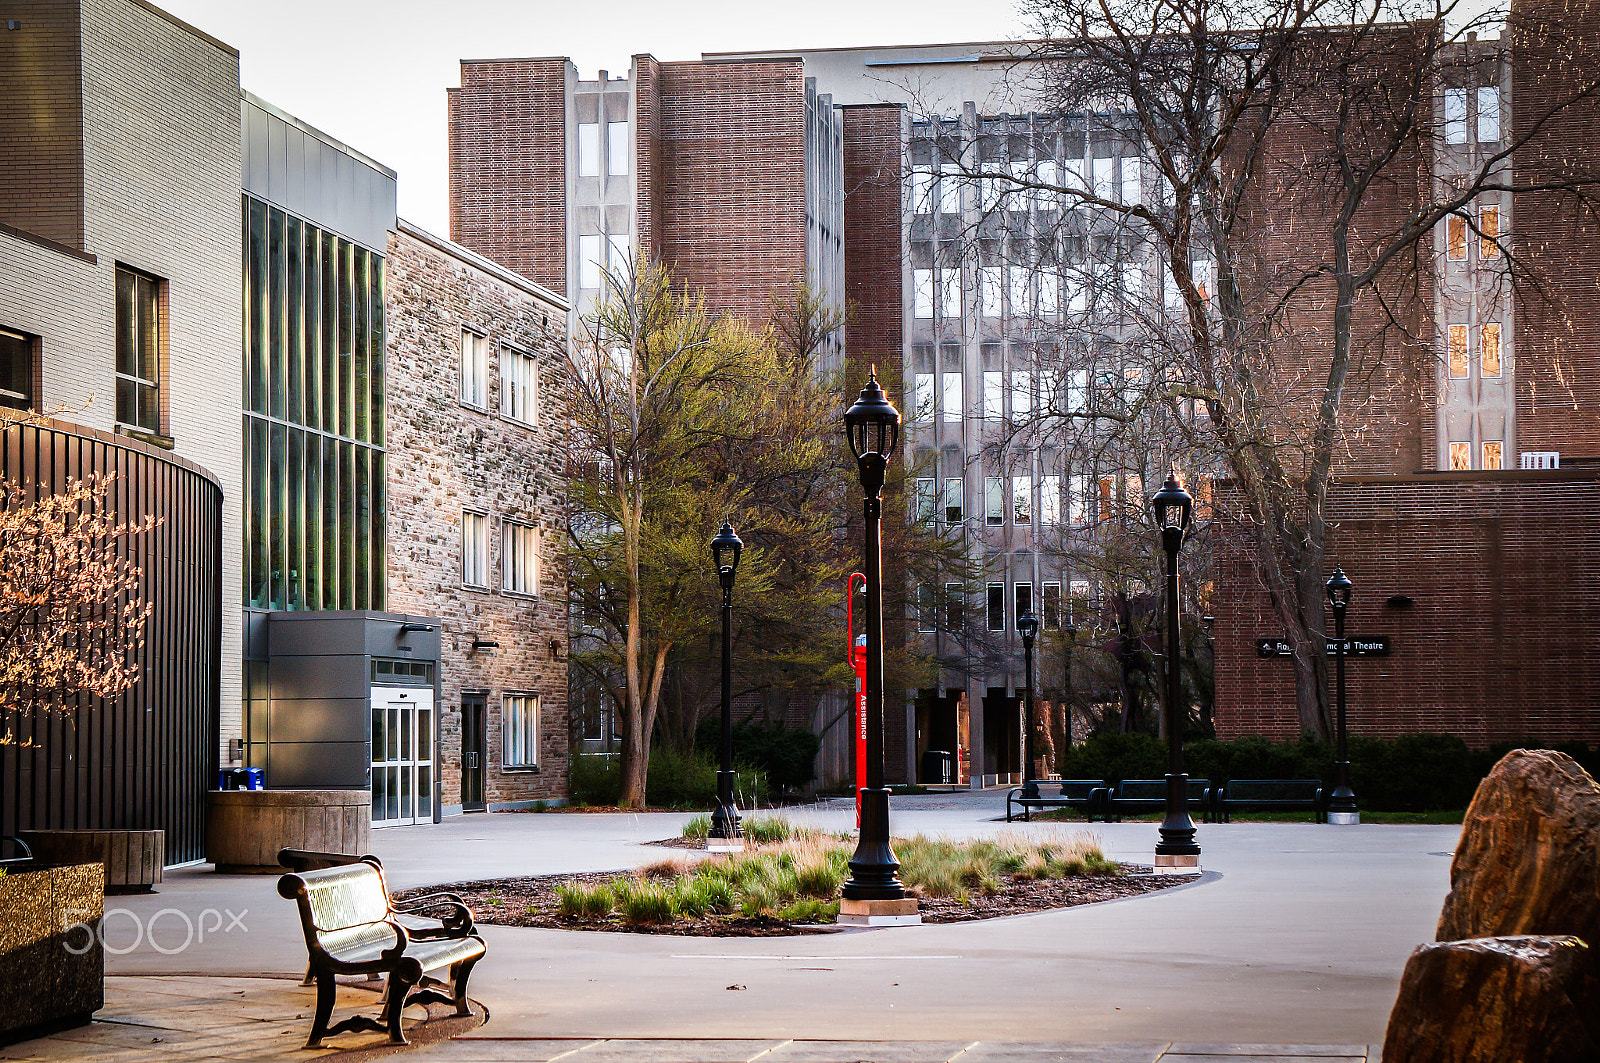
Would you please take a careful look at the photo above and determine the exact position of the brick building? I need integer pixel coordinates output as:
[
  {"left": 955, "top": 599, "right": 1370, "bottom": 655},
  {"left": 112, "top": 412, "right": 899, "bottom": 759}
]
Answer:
[{"left": 385, "top": 220, "right": 570, "bottom": 812}]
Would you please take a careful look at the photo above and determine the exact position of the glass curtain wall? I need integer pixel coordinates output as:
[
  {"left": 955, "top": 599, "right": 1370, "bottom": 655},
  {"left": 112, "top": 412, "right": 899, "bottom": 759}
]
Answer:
[{"left": 242, "top": 195, "right": 387, "bottom": 612}]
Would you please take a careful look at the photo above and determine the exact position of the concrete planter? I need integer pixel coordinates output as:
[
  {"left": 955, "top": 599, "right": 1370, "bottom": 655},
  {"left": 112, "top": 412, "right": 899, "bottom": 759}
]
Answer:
[
  {"left": 0, "top": 863, "right": 104, "bottom": 1045},
  {"left": 17, "top": 830, "right": 164, "bottom": 894},
  {"left": 206, "top": 790, "right": 371, "bottom": 872}
]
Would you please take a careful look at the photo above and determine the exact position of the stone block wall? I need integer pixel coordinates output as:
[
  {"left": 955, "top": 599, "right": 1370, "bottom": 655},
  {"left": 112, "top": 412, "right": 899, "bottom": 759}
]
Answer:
[{"left": 385, "top": 221, "right": 571, "bottom": 809}]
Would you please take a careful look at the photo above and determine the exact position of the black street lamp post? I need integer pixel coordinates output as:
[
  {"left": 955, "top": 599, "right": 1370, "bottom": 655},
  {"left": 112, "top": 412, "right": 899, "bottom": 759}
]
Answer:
[
  {"left": 840, "top": 369, "right": 914, "bottom": 920},
  {"left": 1325, "top": 566, "right": 1359, "bottom": 825},
  {"left": 708, "top": 521, "right": 744, "bottom": 850},
  {"left": 1151, "top": 472, "right": 1200, "bottom": 871},
  {"left": 1018, "top": 613, "right": 1040, "bottom": 799}
]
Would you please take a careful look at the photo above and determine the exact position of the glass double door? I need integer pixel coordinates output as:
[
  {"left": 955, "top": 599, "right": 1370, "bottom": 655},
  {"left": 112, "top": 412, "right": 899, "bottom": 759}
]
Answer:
[{"left": 371, "top": 686, "right": 434, "bottom": 827}]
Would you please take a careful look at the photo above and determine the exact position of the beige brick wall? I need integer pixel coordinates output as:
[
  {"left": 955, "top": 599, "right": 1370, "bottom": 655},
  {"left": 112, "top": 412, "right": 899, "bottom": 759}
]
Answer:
[{"left": 385, "top": 222, "right": 571, "bottom": 810}]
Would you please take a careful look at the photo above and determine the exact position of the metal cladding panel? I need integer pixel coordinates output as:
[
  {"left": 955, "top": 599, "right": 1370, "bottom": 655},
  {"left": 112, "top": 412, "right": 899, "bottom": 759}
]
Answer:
[
  {"left": 0, "top": 419, "right": 221, "bottom": 865},
  {"left": 266, "top": 698, "right": 369, "bottom": 744},
  {"left": 264, "top": 741, "right": 369, "bottom": 790},
  {"left": 267, "top": 655, "right": 368, "bottom": 702}
]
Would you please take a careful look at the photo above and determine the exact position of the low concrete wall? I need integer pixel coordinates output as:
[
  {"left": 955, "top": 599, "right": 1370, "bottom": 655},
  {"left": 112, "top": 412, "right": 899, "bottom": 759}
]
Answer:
[
  {"left": 17, "top": 830, "right": 164, "bottom": 893},
  {"left": 0, "top": 863, "right": 103, "bottom": 1044},
  {"left": 206, "top": 790, "right": 370, "bottom": 873}
]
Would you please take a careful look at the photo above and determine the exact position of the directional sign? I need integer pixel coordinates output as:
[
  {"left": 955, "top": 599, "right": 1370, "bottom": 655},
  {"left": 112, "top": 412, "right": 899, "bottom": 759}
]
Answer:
[{"left": 1256, "top": 636, "right": 1392, "bottom": 659}]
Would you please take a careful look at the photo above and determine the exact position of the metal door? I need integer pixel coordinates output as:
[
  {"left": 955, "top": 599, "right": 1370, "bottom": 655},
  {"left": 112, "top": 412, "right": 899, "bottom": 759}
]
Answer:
[
  {"left": 461, "top": 695, "right": 486, "bottom": 812},
  {"left": 370, "top": 687, "right": 435, "bottom": 827}
]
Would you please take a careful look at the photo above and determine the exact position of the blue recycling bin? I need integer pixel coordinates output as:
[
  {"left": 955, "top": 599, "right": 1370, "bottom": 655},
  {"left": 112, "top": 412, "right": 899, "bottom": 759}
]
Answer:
[{"left": 218, "top": 767, "right": 266, "bottom": 790}]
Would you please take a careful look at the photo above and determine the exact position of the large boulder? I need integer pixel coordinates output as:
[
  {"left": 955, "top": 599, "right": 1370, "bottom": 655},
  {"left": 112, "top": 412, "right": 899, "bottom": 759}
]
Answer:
[
  {"left": 1436, "top": 749, "right": 1600, "bottom": 946},
  {"left": 1382, "top": 936, "right": 1600, "bottom": 1063}
]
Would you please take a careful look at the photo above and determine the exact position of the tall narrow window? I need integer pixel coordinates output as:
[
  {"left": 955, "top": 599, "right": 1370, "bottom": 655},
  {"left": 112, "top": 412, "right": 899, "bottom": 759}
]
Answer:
[
  {"left": 913, "top": 270, "right": 934, "bottom": 319},
  {"left": 462, "top": 511, "right": 488, "bottom": 588},
  {"left": 460, "top": 329, "right": 489, "bottom": 406},
  {"left": 909, "top": 170, "right": 933, "bottom": 215},
  {"left": 985, "top": 476, "right": 1004, "bottom": 525},
  {"left": 1040, "top": 474, "right": 1062, "bottom": 525},
  {"left": 1449, "top": 441, "right": 1471, "bottom": 471},
  {"left": 1068, "top": 474, "right": 1088, "bottom": 523},
  {"left": 1483, "top": 440, "right": 1503, "bottom": 470},
  {"left": 503, "top": 694, "right": 539, "bottom": 769},
  {"left": 943, "top": 477, "right": 964, "bottom": 523},
  {"left": 915, "top": 373, "right": 935, "bottom": 420},
  {"left": 942, "top": 372, "right": 963, "bottom": 422},
  {"left": 578, "top": 123, "right": 600, "bottom": 176},
  {"left": 608, "top": 232, "right": 631, "bottom": 272},
  {"left": 941, "top": 270, "right": 962, "bottom": 319},
  {"left": 986, "top": 583, "right": 1006, "bottom": 631},
  {"left": 1479, "top": 206, "right": 1501, "bottom": 258},
  {"left": 1009, "top": 268, "right": 1031, "bottom": 317},
  {"left": 983, "top": 371, "right": 1003, "bottom": 420},
  {"left": 1098, "top": 475, "right": 1116, "bottom": 521},
  {"left": 1038, "top": 272, "right": 1059, "bottom": 317},
  {"left": 1067, "top": 370, "right": 1088, "bottom": 415},
  {"left": 607, "top": 122, "right": 628, "bottom": 175},
  {"left": 0, "top": 327, "right": 35, "bottom": 411},
  {"left": 1448, "top": 324, "right": 1469, "bottom": 378},
  {"left": 503, "top": 520, "right": 539, "bottom": 595},
  {"left": 1042, "top": 582, "right": 1062, "bottom": 629},
  {"left": 1446, "top": 215, "right": 1467, "bottom": 261},
  {"left": 1015, "top": 582, "right": 1033, "bottom": 626},
  {"left": 1481, "top": 323, "right": 1502, "bottom": 377},
  {"left": 1012, "top": 475, "right": 1032, "bottom": 524},
  {"left": 944, "top": 582, "right": 964, "bottom": 631},
  {"left": 1011, "top": 371, "right": 1032, "bottom": 419},
  {"left": 915, "top": 477, "right": 937, "bottom": 523},
  {"left": 1120, "top": 157, "right": 1141, "bottom": 205},
  {"left": 1092, "top": 157, "right": 1115, "bottom": 199},
  {"left": 938, "top": 172, "right": 960, "bottom": 215},
  {"left": 980, "top": 268, "right": 1003, "bottom": 317},
  {"left": 579, "top": 234, "right": 602, "bottom": 290},
  {"left": 502, "top": 345, "right": 539, "bottom": 423},
  {"left": 916, "top": 583, "right": 936, "bottom": 632},
  {"left": 1444, "top": 88, "right": 1468, "bottom": 145},
  {"left": 115, "top": 266, "right": 162, "bottom": 434},
  {"left": 1477, "top": 87, "right": 1501, "bottom": 143}
]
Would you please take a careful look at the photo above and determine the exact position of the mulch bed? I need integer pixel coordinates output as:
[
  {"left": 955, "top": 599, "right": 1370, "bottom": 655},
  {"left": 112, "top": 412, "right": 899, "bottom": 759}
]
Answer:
[{"left": 393, "top": 846, "right": 1187, "bottom": 937}]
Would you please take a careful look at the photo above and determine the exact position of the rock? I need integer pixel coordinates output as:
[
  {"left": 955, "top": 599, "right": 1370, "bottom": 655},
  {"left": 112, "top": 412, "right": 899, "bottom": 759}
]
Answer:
[
  {"left": 1436, "top": 749, "right": 1600, "bottom": 947},
  {"left": 1382, "top": 936, "right": 1600, "bottom": 1063}
]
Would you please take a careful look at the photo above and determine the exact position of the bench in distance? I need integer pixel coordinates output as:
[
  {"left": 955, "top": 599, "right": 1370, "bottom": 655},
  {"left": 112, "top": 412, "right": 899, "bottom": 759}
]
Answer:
[
  {"left": 1005, "top": 779, "right": 1105, "bottom": 822},
  {"left": 1212, "top": 779, "right": 1326, "bottom": 823}
]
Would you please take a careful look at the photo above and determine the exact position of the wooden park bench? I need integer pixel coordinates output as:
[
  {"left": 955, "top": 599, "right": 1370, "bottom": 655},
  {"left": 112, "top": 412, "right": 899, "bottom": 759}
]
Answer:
[
  {"left": 1212, "top": 779, "right": 1327, "bottom": 823},
  {"left": 278, "top": 856, "right": 485, "bottom": 1047},
  {"left": 1005, "top": 779, "right": 1106, "bottom": 822},
  {"left": 1100, "top": 778, "right": 1214, "bottom": 822}
]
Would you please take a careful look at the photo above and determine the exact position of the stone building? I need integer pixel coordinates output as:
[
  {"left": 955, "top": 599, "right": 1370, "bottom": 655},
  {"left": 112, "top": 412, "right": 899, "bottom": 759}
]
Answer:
[{"left": 384, "top": 219, "right": 570, "bottom": 812}]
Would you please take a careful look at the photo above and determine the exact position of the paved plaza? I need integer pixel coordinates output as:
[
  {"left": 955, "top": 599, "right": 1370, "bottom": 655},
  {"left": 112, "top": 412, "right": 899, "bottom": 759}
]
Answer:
[{"left": 9, "top": 789, "right": 1459, "bottom": 1061}]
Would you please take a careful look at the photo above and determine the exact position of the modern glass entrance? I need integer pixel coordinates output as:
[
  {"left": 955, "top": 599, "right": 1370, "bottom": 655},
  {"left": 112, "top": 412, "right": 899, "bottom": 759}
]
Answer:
[{"left": 371, "top": 686, "right": 435, "bottom": 826}]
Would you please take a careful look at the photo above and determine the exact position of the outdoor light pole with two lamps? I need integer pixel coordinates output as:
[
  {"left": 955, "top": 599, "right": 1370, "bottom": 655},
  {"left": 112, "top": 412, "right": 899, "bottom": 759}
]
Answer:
[
  {"left": 1152, "top": 472, "right": 1201, "bottom": 872},
  {"left": 707, "top": 521, "right": 744, "bottom": 851},
  {"left": 1325, "top": 566, "right": 1360, "bottom": 825},
  {"left": 838, "top": 369, "right": 917, "bottom": 923},
  {"left": 1017, "top": 612, "right": 1040, "bottom": 799}
]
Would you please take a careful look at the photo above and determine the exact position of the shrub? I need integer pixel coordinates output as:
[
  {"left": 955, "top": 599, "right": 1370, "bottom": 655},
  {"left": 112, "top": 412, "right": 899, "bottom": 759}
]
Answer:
[
  {"left": 697, "top": 721, "right": 821, "bottom": 792},
  {"left": 615, "top": 879, "right": 677, "bottom": 924},
  {"left": 570, "top": 753, "right": 622, "bottom": 806}
]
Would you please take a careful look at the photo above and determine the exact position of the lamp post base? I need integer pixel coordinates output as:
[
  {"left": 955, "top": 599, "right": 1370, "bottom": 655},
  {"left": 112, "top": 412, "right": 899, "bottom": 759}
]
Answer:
[
  {"left": 841, "top": 788, "right": 907, "bottom": 901},
  {"left": 1327, "top": 811, "right": 1361, "bottom": 826},
  {"left": 1152, "top": 853, "right": 1202, "bottom": 874},
  {"left": 837, "top": 896, "right": 921, "bottom": 926},
  {"left": 708, "top": 774, "right": 742, "bottom": 851}
]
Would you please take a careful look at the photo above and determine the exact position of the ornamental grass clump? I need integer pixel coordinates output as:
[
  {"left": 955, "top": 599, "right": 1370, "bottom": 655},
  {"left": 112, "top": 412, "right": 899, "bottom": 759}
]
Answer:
[
  {"left": 680, "top": 814, "right": 712, "bottom": 839},
  {"left": 556, "top": 880, "right": 615, "bottom": 918}
]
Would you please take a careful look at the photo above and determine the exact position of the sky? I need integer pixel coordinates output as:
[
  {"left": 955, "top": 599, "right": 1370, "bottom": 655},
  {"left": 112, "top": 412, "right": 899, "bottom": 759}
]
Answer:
[{"left": 158, "top": 0, "right": 1032, "bottom": 236}]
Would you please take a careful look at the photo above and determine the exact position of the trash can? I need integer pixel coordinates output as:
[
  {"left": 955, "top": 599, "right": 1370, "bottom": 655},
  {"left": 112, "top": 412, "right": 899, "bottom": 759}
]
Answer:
[
  {"left": 242, "top": 766, "right": 264, "bottom": 790},
  {"left": 921, "top": 749, "right": 953, "bottom": 785}
]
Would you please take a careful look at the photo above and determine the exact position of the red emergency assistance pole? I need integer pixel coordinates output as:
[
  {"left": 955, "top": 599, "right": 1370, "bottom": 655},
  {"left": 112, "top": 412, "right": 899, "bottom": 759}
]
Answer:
[{"left": 847, "top": 572, "right": 868, "bottom": 829}]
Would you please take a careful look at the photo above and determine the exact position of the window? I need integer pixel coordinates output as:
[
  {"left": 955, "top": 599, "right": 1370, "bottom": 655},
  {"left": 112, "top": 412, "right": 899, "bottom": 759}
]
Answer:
[
  {"left": 1012, "top": 475, "right": 1032, "bottom": 524},
  {"left": 460, "top": 329, "right": 490, "bottom": 407},
  {"left": 1121, "top": 157, "right": 1141, "bottom": 205},
  {"left": 983, "top": 371, "right": 1003, "bottom": 420},
  {"left": 608, "top": 232, "right": 631, "bottom": 271},
  {"left": 910, "top": 170, "right": 933, "bottom": 215},
  {"left": 0, "top": 327, "right": 35, "bottom": 411},
  {"left": 942, "top": 371, "right": 963, "bottom": 423},
  {"left": 502, "top": 346, "right": 538, "bottom": 423},
  {"left": 1015, "top": 582, "right": 1033, "bottom": 626},
  {"left": 943, "top": 477, "right": 964, "bottom": 523},
  {"left": 980, "top": 268, "right": 1003, "bottom": 317},
  {"left": 913, "top": 270, "right": 933, "bottom": 319},
  {"left": 938, "top": 172, "right": 960, "bottom": 215},
  {"left": 1042, "top": 582, "right": 1062, "bottom": 629},
  {"left": 1067, "top": 370, "right": 1088, "bottom": 415},
  {"left": 1444, "top": 88, "right": 1468, "bottom": 145},
  {"left": 1092, "top": 157, "right": 1115, "bottom": 199},
  {"left": 115, "top": 266, "right": 162, "bottom": 434},
  {"left": 1483, "top": 440, "right": 1504, "bottom": 470},
  {"left": 1477, "top": 87, "right": 1501, "bottom": 143},
  {"left": 1038, "top": 272, "right": 1059, "bottom": 317},
  {"left": 916, "top": 583, "right": 936, "bottom": 632},
  {"left": 579, "top": 234, "right": 602, "bottom": 290},
  {"left": 1068, "top": 474, "right": 1088, "bottom": 523},
  {"left": 944, "top": 582, "right": 964, "bottom": 631},
  {"left": 1449, "top": 441, "right": 1471, "bottom": 470},
  {"left": 985, "top": 476, "right": 1004, "bottom": 525},
  {"left": 503, "top": 520, "right": 539, "bottom": 595},
  {"left": 1446, "top": 215, "right": 1467, "bottom": 261},
  {"left": 1479, "top": 205, "right": 1501, "bottom": 258},
  {"left": 462, "top": 511, "right": 488, "bottom": 588},
  {"left": 1448, "top": 324, "right": 1469, "bottom": 378},
  {"left": 1011, "top": 371, "right": 1032, "bottom": 419},
  {"left": 503, "top": 694, "right": 539, "bottom": 769},
  {"left": 986, "top": 583, "right": 1005, "bottom": 631},
  {"left": 1098, "top": 475, "right": 1116, "bottom": 521},
  {"left": 1040, "top": 474, "right": 1062, "bottom": 525},
  {"left": 1481, "top": 323, "right": 1502, "bottom": 377},
  {"left": 1009, "top": 268, "right": 1031, "bottom": 317},
  {"left": 941, "top": 270, "right": 962, "bottom": 319},
  {"left": 1034, "top": 160, "right": 1057, "bottom": 207},
  {"left": 1070, "top": 579, "right": 1091, "bottom": 617},
  {"left": 914, "top": 373, "right": 935, "bottom": 421},
  {"left": 915, "top": 478, "right": 937, "bottom": 523},
  {"left": 578, "top": 123, "right": 599, "bottom": 176},
  {"left": 607, "top": 122, "right": 628, "bottom": 175}
]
